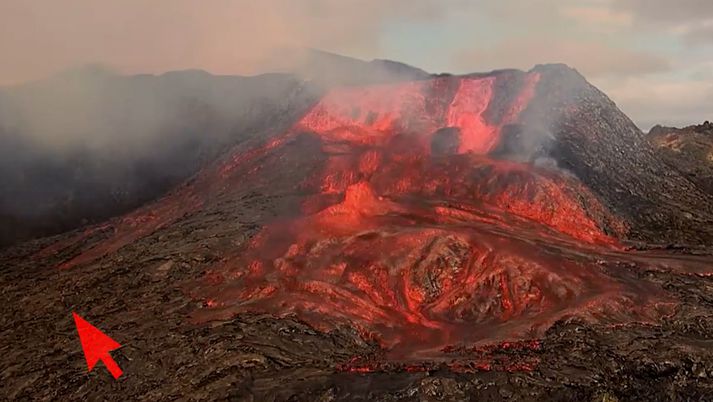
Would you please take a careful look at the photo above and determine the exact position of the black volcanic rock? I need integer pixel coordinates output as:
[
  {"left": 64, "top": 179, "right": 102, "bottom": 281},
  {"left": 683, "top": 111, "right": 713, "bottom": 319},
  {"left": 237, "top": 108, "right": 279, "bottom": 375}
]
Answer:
[{"left": 430, "top": 127, "right": 461, "bottom": 156}]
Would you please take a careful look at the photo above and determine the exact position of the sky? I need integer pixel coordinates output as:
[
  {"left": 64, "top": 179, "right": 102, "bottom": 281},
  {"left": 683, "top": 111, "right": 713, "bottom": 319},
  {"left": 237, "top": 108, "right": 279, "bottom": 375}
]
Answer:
[{"left": 1, "top": 0, "right": 711, "bottom": 130}]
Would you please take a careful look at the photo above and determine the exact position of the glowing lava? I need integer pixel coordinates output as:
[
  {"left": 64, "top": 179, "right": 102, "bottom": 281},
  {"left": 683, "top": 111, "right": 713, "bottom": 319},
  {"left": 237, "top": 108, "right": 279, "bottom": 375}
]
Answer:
[
  {"left": 187, "top": 74, "right": 667, "bottom": 359},
  {"left": 42, "top": 73, "right": 675, "bottom": 361}
]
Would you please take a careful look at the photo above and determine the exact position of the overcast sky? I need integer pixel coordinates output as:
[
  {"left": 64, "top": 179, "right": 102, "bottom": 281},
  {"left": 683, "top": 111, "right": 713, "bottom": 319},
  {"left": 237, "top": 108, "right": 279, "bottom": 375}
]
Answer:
[{"left": 1, "top": 0, "right": 711, "bottom": 129}]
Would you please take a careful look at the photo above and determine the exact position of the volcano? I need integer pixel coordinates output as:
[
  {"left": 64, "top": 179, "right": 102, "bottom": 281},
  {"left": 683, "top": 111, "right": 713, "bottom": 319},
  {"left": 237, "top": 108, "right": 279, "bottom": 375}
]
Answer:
[{"left": 2, "top": 57, "right": 713, "bottom": 400}]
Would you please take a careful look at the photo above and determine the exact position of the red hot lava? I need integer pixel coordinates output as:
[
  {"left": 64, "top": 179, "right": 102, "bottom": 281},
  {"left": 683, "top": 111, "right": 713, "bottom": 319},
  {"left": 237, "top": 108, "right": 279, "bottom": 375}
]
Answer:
[
  {"left": 188, "top": 75, "right": 670, "bottom": 359},
  {"left": 43, "top": 73, "right": 674, "bottom": 362}
]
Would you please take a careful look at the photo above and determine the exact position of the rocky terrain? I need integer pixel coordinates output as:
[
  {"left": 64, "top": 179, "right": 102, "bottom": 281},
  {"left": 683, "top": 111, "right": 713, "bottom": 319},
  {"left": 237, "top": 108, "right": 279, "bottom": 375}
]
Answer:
[
  {"left": 1, "top": 57, "right": 712, "bottom": 401},
  {"left": 648, "top": 121, "right": 713, "bottom": 196}
]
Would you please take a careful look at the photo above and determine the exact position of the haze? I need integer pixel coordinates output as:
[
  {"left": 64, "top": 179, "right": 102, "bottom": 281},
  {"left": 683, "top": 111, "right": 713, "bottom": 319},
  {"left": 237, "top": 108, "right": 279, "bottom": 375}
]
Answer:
[{"left": 1, "top": 0, "right": 711, "bottom": 129}]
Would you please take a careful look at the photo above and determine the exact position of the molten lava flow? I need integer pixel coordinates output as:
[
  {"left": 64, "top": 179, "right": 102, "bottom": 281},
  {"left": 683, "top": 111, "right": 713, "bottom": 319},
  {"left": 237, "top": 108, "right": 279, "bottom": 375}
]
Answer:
[
  {"left": 42, "top": 74, "right": 675, "bottom": 364},
  {"left": 187, "top": 75, "right": 667, "bottom": 360},
  {"left": 189, "top": 175, "right": 669, "bottom": 359},
  {"left": 446, "top": 78, "right": 498, "bottom": 154}
]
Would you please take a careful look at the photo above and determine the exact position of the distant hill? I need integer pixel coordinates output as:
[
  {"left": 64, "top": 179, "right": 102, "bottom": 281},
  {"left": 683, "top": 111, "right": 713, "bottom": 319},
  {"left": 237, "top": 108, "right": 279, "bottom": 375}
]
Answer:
[{"left": 648, "top": 121, "right": 713, "bottom": 195}]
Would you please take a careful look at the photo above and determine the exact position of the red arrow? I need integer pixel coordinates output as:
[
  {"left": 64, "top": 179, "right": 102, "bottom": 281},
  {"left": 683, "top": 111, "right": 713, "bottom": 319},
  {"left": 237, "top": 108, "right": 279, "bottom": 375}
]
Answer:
[{"left": 72, "top": 312, "right": 123, "bottom": 379}]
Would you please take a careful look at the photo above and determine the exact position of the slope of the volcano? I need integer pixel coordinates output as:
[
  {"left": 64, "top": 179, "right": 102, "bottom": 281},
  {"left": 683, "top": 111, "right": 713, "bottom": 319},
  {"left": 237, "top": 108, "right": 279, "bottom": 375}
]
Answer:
[
  {"left": 37, "top": 66, "right": 629, "bottom": 268},
  {"left": 179, "top": 69, "right": 672, "bottom": 359},
  {"left": 519, "top": 65, "right": 713, "bottom": 245}
]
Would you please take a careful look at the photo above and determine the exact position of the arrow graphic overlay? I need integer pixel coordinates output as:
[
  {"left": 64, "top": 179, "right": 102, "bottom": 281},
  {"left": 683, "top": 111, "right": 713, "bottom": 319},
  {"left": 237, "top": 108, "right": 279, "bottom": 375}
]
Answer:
[{"left": 72, "top": 312, "right": 123, "bottom": 379}]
